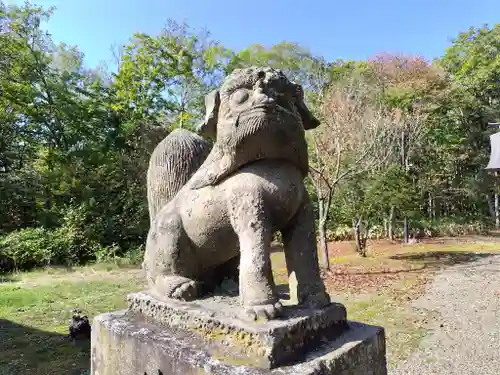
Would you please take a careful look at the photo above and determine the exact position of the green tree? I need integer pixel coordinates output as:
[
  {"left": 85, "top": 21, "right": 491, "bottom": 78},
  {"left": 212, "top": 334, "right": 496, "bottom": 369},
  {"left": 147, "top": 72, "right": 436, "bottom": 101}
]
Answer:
[
  {"left": 112, "top": 20, "right": 230, "bottom": 128},
  {"left": 433, "top": 25, "right": 500, "bottom": 224},
  {"left": 226, "top": 42, "right": 332, "bottom": 106}
]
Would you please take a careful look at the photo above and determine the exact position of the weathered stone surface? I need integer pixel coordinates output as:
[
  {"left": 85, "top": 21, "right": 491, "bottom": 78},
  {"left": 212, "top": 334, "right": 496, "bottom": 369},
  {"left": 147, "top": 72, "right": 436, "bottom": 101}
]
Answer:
[
  {"left": 127, "top": 291, "right": 348, "bottom": 369},
  {"left": 143, "top": 67, "right": 330, "bottom": 320},
  {"left": 91, "top": 310, "right": 387, "bottom": 375}
]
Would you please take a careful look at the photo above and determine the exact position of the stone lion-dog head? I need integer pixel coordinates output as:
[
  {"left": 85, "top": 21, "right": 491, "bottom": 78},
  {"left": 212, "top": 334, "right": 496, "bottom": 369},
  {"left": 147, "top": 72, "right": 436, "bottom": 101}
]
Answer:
[{"left": 190, "top": 67, "right": 320, "bottom": 189}]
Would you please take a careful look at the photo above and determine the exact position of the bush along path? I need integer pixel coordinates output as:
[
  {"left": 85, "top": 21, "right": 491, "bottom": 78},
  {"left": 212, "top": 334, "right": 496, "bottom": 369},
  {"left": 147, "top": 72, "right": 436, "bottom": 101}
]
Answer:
[{"left": 391, "top": 254, "right": 500, "bottom": 375}]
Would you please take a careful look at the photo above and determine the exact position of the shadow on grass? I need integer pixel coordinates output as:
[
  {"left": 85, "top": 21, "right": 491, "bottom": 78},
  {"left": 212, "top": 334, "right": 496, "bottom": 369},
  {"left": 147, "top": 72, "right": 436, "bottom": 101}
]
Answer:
[
  {"left": 389, "top": 251, "right": 496, "bottom": 269},
  {"left": 336, "top": 268, "right": 427, "bottom": 276},
  {"left": 325, "top": 251, "right": 498, "bottom": 277},
  {"left": 0, "top": 274, "right": 18, "bottom": 283},
  {"left": 0, "top": 319, "right": 89, "bottom": 375}
]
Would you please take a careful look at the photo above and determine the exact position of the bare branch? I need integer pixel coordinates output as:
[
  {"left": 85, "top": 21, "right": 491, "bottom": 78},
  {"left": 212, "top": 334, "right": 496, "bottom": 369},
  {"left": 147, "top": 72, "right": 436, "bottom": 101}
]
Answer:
[{"left": 309, "top": 75, "right": 399, "bottom": 207}]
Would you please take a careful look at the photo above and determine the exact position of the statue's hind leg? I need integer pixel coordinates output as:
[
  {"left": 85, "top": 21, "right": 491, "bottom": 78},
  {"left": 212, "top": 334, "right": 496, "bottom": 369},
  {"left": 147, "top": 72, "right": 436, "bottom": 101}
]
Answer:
[
  {"left": 281, "top": 194, "right": 330, "bottom": 309},
  {"left": 143, "top": 213, "right": 202, "bottom": 301}
]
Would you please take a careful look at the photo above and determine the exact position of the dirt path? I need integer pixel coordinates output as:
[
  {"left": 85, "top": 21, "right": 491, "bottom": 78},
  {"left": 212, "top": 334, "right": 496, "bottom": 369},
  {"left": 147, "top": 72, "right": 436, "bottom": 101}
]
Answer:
[{"left": 391, "top": 255, "right": 500, "bottom": 375}]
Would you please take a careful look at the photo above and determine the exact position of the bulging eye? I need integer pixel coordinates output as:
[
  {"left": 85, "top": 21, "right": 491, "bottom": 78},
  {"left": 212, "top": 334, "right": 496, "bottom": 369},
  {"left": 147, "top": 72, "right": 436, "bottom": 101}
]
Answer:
[{"left": 230, "top": 89, "right": 250, "bottom": 106}]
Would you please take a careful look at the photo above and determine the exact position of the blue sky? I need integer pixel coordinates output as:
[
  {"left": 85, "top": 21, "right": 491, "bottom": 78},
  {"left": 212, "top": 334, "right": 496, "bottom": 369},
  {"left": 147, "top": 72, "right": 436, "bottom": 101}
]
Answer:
[{"left": 6, "top": 0, "right": 500, "bottom": 69}]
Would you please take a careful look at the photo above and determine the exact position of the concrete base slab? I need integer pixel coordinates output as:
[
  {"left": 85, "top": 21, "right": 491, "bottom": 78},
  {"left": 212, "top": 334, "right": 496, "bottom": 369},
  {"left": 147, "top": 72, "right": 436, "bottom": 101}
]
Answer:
[
  {"left": 91, "top": 310, "right": 387, "bottom": 375},
  {"left": 127, "top": 291, "right": 347, "bottom": 368}
]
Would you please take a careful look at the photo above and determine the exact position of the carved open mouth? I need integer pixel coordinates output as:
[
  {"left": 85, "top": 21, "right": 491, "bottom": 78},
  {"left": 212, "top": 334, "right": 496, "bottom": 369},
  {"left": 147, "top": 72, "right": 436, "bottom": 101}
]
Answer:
[
  {"left": 237, "top": 105, "right": 277, "bottom": 122},
  {"left": 239, "top": 103, "right": 298, "bottom": 122},
  {"left": 243, "top": 103, "right": 276, "bottom": 114}
]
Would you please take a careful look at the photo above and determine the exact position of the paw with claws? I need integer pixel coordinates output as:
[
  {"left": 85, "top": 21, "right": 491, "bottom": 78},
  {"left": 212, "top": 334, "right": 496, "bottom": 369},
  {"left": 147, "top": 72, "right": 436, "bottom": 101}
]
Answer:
[
  {"left": 154, "top": 275, "right": 202, "bottom": 301},
  {"left": 244, "top": 301, "right": 283, "bottom": 321}
]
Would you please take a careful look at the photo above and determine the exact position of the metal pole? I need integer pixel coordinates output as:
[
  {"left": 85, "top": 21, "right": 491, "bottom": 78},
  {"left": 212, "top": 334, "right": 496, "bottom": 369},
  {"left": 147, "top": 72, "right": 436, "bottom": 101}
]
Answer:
[
  {"left": 495, "top": 171, "right": 499, "bottom": 229},
  {"left": 488, "top": 123, "right": 500, "bottom": 229}
]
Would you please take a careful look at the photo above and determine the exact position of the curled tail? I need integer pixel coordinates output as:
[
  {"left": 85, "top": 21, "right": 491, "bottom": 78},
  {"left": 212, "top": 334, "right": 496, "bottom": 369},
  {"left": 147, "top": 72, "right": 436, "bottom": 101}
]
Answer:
[{"left": 147, "top": 128, "right": 211, "bottom": 224}]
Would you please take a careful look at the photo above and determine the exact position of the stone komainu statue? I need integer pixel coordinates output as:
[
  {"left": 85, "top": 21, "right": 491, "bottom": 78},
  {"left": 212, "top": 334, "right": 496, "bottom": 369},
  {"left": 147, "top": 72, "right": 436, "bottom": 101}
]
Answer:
[{"left": 144, "top": 67, "right": 330, "bottom": 320}]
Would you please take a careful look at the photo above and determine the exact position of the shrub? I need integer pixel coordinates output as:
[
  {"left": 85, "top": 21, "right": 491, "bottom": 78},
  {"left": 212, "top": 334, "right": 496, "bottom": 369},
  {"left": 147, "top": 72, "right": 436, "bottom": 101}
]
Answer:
[
  {"left": 418, "top": 219, "right": 490, "bottom": 237},
  {"left": 53, "top": 205, "right": 100, "bottom": 264},
  {"left": 94, "top": 244, "right": 145, "bottom": 266},
  {"left": 323, "top": 218, "right": 491, "bottom": 242},
  {"left": 0, "top": 220, "right": 101, "bottom": 272},
  {"left": 0, "top": 228, "right": 52, "bottom": 271}
]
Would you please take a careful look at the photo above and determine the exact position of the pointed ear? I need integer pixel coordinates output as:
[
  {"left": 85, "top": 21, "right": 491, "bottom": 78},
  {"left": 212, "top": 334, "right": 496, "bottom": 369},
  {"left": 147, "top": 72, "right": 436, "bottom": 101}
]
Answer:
[
  {"left": 196, "top": 90, "right": 220, "bottom": 138},
  {"left": 293, "top": 83, "right": 320, "bottom": 130}
]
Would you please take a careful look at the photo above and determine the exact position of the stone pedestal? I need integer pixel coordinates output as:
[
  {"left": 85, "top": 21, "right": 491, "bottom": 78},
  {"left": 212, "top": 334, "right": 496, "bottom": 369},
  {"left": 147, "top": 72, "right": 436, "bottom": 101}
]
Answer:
[{"left": 91, "top": 292, "right": 387, "bottom": 375}]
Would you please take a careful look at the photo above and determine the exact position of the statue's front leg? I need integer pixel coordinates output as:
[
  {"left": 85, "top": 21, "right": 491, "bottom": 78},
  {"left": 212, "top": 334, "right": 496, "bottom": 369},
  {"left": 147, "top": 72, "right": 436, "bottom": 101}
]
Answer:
[
  {"left": 229, "top": 193, "right": 282, "bottom": 320},
  {"left": 281, "top": 193, "right": 331, "bottom": 309}
]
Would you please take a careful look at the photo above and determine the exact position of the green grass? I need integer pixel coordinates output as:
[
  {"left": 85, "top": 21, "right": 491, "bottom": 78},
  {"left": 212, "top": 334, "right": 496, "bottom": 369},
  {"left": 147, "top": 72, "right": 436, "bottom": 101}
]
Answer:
[
  {"left": 2, "top": 238, "right": 498, "bottom": 374},
  {"left": 0, "top": 262, "right": 426, "bottom": 374},
  {"left": 0, "top": 264, "right": 143, "bottom": 375},
  {"left": 343, "top": 276, "right": 431, "bottom": 369}
]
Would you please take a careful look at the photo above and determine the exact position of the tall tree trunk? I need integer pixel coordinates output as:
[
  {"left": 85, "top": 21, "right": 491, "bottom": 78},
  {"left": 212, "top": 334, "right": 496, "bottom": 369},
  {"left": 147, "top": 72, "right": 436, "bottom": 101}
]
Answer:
[
  {"left": 401, "top": 128, "right": 410, "bottom": 243},
  {"left": 317, "top": 198, "right": 330, "bottom": 270},
  {"left": 352, "top": 218, "right": 362, "bottom": 254},
  {"left": 428, "top": 192, "right": 433, "bottom": 220},
  {"left": 432, "top": 195, "right": 436, "bottom": 219},
  {"left": 353, "top": 218, "right": 369, "bottom": 257},
  {"left": 388, "top": 206, "right": 395, "bottom": 240},
  {"left": 486, "top": 193, "right": 495, "bottom": 219},
  {"left": 403, "top": 217, "right": 409, "bottom": 244},
  {"left": 318, "top": 220, "right": 329, "bottom": 270}
]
